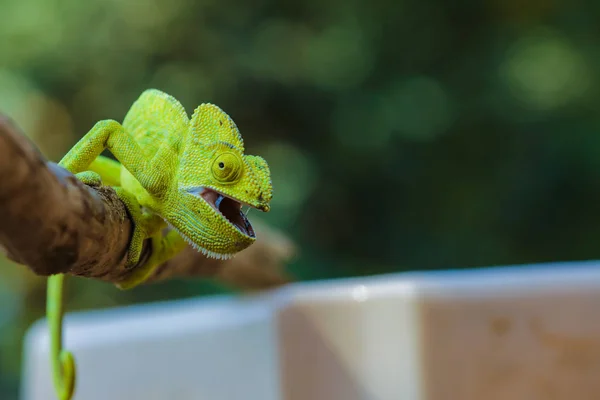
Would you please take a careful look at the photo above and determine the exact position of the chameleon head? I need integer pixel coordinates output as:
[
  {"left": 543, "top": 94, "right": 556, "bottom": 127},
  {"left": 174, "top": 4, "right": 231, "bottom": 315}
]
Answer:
[{"left": 164, "top": 103, "right": 273, "bottom": 259}]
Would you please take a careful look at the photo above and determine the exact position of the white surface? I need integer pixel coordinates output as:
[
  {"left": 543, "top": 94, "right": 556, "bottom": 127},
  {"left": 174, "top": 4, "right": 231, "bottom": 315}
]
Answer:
[
  {"left": 22, "top": 260, "right": 600, "bottom": 400},
  {"left": 22, "top": 295, "right": 281, "bottom": 400}
]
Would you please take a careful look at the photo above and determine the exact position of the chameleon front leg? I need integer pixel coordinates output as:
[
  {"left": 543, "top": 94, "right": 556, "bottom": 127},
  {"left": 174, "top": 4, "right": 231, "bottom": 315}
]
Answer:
[
  {"left": 60, "top": 120, "right": 164, "bottom": 188},
  {"left": 112, "top": 187, "right": 158, "bottom": 268},
  {"left": 59, "top": 119, "right": 170, "bottom": 268},
  {"left": 47, "top": 120, "right": 168, "bottom": 400},
  {"left": 116, "top": 228, "right": 187, "bottom": 290}
]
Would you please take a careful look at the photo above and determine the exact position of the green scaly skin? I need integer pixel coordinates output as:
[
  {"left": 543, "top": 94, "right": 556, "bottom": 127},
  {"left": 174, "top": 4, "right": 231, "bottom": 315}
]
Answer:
[{"left": 47, "top": 89, "right": 273, "bottom": 400}]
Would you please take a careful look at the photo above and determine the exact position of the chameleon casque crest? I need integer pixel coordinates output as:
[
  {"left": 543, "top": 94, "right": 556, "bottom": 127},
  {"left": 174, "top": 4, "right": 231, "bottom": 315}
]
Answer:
[{"left": 47, "top": 89, "right": 273, "bottom": 400}]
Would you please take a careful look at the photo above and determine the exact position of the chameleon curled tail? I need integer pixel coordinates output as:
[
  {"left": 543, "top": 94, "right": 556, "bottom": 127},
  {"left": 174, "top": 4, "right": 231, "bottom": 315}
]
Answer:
[{"left": 47, "top": 274, "right": 75, "bottom": 400}]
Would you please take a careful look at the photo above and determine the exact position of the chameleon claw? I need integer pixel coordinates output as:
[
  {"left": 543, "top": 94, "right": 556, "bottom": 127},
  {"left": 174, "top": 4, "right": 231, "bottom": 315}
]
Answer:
[{"left": 75, "top": 170, "right": 103, "bottom": 187}]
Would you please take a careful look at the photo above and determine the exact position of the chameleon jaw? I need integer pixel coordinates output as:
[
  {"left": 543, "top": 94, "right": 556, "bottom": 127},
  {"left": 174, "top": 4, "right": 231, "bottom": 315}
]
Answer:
[
  {"left": 167, "top": 222, "right": 237, "bottom": 260},
  {"left": 187, "top": 187, "right": 256, "bottom": 239}
]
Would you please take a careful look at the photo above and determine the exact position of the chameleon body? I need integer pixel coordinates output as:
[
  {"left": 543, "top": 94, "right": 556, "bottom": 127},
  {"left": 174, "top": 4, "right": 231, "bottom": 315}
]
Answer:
[{"left": 48, "top": 89, "right": 273, "bottom": 400}]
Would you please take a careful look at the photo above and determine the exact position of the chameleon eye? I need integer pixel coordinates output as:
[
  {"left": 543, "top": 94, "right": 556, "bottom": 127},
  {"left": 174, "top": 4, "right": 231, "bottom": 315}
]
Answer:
[{"left": 212, "top": 153, "right": 242, "bottom": 183}]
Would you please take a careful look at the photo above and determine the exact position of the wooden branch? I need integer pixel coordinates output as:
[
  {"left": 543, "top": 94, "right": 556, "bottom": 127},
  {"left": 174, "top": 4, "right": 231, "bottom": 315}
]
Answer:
[{"left": 0, "top": 115, "right": 295, "bottom": 290}]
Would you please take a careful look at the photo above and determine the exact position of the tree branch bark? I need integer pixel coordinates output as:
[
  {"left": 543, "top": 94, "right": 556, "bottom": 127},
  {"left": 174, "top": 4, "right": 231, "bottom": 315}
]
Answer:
[{"left": 0, "top": 115, "right": 295, "bottom": 291}]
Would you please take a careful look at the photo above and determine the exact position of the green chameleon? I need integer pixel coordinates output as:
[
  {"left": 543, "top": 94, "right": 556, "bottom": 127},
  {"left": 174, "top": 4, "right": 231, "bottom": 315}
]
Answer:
[{"left": 47, "top": 89, "right": 273, "bottom": 400}]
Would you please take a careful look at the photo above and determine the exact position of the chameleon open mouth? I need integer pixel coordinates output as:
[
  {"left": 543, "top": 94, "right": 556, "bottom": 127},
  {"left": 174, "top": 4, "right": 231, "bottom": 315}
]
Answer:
[{"left": 192, "top": 187, "right": 256, "bottom": 238}]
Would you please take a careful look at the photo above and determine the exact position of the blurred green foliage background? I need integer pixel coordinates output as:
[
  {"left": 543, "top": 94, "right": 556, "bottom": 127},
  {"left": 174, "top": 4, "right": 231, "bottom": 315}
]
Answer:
[{"left": 2, "top": 0, "right": 600, "bottom": 397}]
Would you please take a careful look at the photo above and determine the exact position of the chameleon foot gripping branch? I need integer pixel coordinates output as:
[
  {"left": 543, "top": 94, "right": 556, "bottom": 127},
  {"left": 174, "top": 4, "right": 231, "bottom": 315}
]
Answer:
[{"left": 46, "top": 89, "right": 273, "bottom": 400}]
